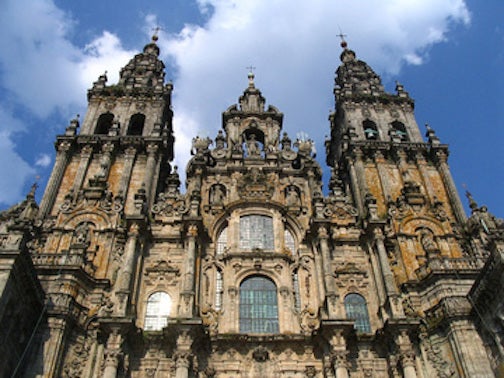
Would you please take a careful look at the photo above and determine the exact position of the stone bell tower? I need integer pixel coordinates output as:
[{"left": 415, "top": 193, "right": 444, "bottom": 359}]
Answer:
[
  {"left": 325, "top": 40, "right": 494, "bottom": 377},
  {"left": 26, "top": 35, "right": 175, "bottom": 377}
]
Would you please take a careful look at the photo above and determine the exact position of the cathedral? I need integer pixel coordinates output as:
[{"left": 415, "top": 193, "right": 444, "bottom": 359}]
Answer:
[{"left": 0, "top": 34, "right": 503, "bottom": 378}]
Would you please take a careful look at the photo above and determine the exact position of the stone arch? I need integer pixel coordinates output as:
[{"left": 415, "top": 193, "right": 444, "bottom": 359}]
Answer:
[
  {"left": 391, "top": 120, "right": 409, "bottom": 141},
  {"left": 127, "top": 113, "right": 145, "bottom": 135},
  {"left": 95, "top": 112, "right": 114, "bottom": 135},
  {"left": 363, "top": 119, "right": 379, "bottom": 140}
]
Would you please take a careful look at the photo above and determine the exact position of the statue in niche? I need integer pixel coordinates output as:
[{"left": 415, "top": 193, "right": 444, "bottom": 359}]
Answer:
[
  {"left": 286, "top": 186, "right": 301, "bottom": 207},
  {"left": 74, "top": 222, "right": 91, "bottom": 246},
  {"left": 96, "top": 153, "right": 111, "bottom": 178},
  {"left": 210, "top": 184, "right": 225, "bottom": 205},
  {"left": 420, "top": 229, "right": 440, "bottom": 258},
  {"left": 246, "top": 134, "right": 260, "bottom": 156}
]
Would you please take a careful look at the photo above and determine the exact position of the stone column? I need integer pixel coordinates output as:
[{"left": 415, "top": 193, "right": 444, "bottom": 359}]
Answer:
[
  {"left": 346, "top": 154, "right": 364, "bottom": 216},
  {"left": 71, "top": 145, "right": 93, "bottom": 194},
  {"left": 115, "top": 223, "right": 139, "bottom": 314},
  {"left": 318, "top": 227, "right": 337, "bottom": 316},
  {"left": 447, "top": 320, "right": 494, "bottom": 377},
  {"left": 38, "top": 317, "right": 68, "bottom": 378},
  {"left": 374, "top": 151, "right": 391, "bottom": 200},
  {"left": 373, "top": 228, "right": 403, "bottom": 318},
  {"left": 117, "top": 146, "right": 137, "bottom": 198},
  {"left": 102, "top": 331, "right": 122, "bottom": 378},
  {"left": 143, "top": 143, "right": 159, "bottom": 206},
  {"left": 180, "top": 224, "right": 197, "bottom": 317},
  {"left": 400, "top": 353, "right": 417, "bottom": 378},
  {"left": 38, "top": 140, "right": 72, "bottom": 218},
  {"left": 333, "top": 353, "right": 349, "bottom": 378},
  {"left": 435, "top": 150, "right": 467, "bottom": 224},
  {"left": 396, "top": 330, "right": 417, "bottom": 378},
  {"left": 374, "top": 229, "right": 397, "bottom": 296},
  {"left": 174, "top": 331, "right": 193, "bottom": 378},
  {"left": 329, "top": 330, "right": 349, "bottom": 378},
  {"left": 415, "top": 152, "right": 436, "bottom": 201}
]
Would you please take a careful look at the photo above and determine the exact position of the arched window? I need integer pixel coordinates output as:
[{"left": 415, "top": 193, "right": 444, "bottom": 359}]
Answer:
[
  {"left": 95, "top": 113, "right": 114, "bottom": 135},
  {"left": 344, "top": 293, "right": 371, "bottom": 333},
  {"left": 216, "top": 226, "right": 227, "bottom": 255},
  {"left": 284, "top": 229, "right": 295, "bottom": 255},
  {"left": 144, "top": 292, "right": 172, "bottom": 331},
  {"left": 240, "top": 276, "right": 279, "bottom": 333},
  {"left": 391, "top": 121, "right": 408, "bottom": 141},
  {"left": 363, "top": 119, "right": 379, "bottom": 140},
  {"left": 239, "top": 215, "right": 274, "bottom": 250},
  {"left": 128, "top": 113, "right": 145, "bottom": 135}
]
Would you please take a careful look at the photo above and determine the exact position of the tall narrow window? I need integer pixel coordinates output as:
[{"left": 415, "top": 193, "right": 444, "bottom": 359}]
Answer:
[
  {"left": 284, "top": 229, "right": 295, "bottom": 255},
  {"left": 292, "top": 271, "right": 301, "bottom": 312},
  {"left": 240, "top": 276, "right": 279, "bottom": 333},
  {"left": 128, "top": 113, "right": 145, "bottom": 135},
  {"left": 216, "top": 227, "right": 227, "bottom": 255},
  {"left": 344, "top": 293, "right": 371, "bottom": 333},
  {"left": 215, "top": 270, "right": 223, "bottom": 311},
  {"left": 240, "top": 215, "right": 274, "bottom": 250},
  {"left": 144, "top": 292, "right": 171, "bottom": 331}
]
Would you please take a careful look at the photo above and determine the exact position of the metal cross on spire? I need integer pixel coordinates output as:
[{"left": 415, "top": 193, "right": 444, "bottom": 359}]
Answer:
[
  {"left": 246, "top": 66, "right": 256, "bottom": 86},
  {"left": 337, "top": 27, "right": 348, "bottom": 49},
  {"left": 151, "top": 26, "right": 163, "bottom": 41}
]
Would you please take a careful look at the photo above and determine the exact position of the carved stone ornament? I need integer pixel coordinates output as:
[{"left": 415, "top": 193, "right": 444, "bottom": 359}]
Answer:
[
  {"left": 237, "top": 167, "right": 274, "bottom": 199},
  {"left": 62, "top": 335, "right": 91, "bottom": 378},
  {"left": 151, "top": 194, "right": 188, "bottom": 217},
  {"left": 252, "top": 346, "right": 269, "bottom": 362}
]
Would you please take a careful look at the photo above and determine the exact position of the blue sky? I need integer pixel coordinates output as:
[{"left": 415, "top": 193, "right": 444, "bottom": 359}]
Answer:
[{"left": 0, "top": 0, "right": 502, "bottom": 217}]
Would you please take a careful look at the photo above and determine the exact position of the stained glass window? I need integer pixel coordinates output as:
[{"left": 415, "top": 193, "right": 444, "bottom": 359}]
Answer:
[
  {"left": 239, "top": 215, "right": 274, "bottom": 250},
  {"left": 239, "top": 276, "right": 279, "bottom": 333},
  {"left": 144, "top": 292, "right": 171, "bottom": 331},
  {"left": 344, "top": 293, "right": 371, "bottom": 333}
]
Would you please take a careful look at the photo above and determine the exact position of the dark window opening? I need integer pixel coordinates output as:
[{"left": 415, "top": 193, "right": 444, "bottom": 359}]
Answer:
[
  {"left": 391, "top": 121, "right": 409, "bottom": 141},
  {"left": 128, "top": 113, "right": 145, "bottom": 136},
  {"left": 363, "top": 119, "right": 379, "bottom": 140},
  {"left": 95, "top": 113, "right": 114, "bottom": 135}
]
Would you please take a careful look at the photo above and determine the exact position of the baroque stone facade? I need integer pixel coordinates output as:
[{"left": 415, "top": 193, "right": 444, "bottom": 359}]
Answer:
[{"left": 0, "top": 36, "right": 503, "bottom": 378}]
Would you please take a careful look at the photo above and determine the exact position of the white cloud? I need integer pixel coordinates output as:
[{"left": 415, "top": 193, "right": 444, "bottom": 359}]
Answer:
[
  {"left": 0, "top": 0, "right": 135, "bottom": 206},
  {"left": 0, "top": 107, "right": 36, "bottom": 205},
  {"left": 157, "top": 0, "right": 470, "bottom": 184},
  {"left": 35, "top": 154, "right": 52, "bottom": 168},
  {"left": 0, "top": 0, "right": 470, "bottom": 205}
]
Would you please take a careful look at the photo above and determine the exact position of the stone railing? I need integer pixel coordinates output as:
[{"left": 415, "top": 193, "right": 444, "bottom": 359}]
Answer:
[
  {"left": 416, "top": 257, "right": 485, "bottom": 280},
  {"left": 32, "top": 253, "right": 83, "bottom": 267}
]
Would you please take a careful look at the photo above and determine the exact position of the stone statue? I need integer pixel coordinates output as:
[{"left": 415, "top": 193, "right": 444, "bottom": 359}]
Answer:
[
  {"left": 211, "top": 184, "right": 225, "bottom": 205},
  {"left": 246, "top": 134, "right": 260, "bottom": 156}
]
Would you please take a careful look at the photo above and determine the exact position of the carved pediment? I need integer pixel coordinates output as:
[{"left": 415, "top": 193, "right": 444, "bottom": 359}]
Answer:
[
  {"left": 145, "top": 260, "right": 180, "bottom": 280},
  {"left": 237, "top": 168, "right": 274, "bottom": 200}
]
